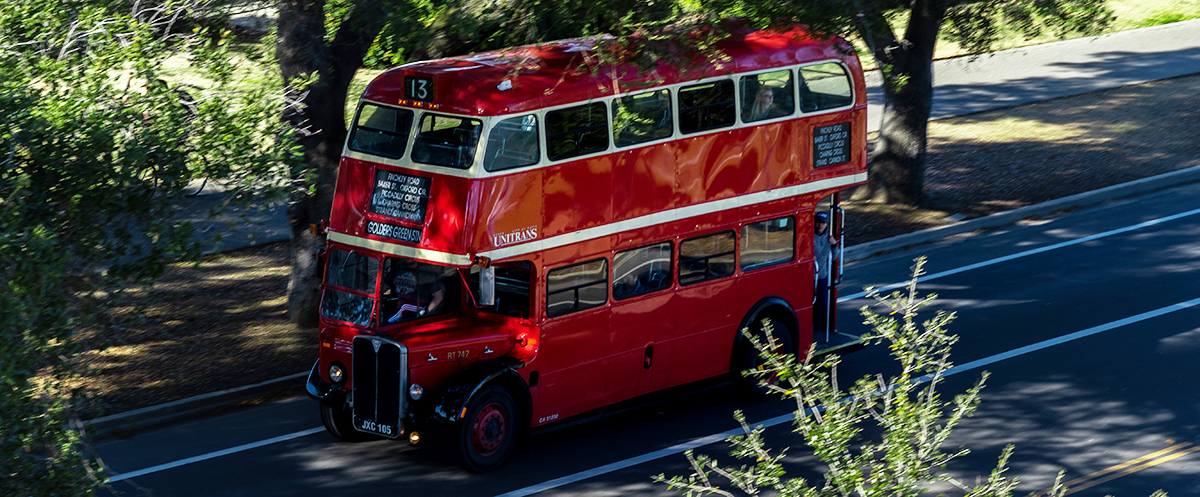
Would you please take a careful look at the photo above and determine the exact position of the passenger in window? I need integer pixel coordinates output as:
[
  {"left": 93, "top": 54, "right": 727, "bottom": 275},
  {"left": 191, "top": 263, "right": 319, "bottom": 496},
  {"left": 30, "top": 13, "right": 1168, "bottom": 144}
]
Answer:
[
  {"left": 614, "top": 272, "right": 645, "bottom": 299},
  {"left": 813, "top": 211, "right": 838, "bottom": 338},
  {"left": 746, "top": 86, "right": 776, "bottom": 122}
]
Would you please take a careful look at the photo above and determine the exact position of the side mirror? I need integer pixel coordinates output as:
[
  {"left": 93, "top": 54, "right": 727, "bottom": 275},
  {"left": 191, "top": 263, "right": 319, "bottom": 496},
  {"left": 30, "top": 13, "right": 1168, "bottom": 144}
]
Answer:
[{"left": 478, "top": 266, "right": 496, "bottom": 307}]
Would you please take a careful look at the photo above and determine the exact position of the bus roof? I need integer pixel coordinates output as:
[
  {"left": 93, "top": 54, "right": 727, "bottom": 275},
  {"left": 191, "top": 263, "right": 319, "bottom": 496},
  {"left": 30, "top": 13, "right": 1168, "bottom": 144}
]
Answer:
[{"left": 361, "top": 25, "right": 856, "bottom": 116}]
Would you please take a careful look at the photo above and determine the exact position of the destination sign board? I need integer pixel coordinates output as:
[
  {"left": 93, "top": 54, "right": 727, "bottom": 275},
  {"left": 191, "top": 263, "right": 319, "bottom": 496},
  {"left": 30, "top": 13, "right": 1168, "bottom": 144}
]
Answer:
[
  {"left": 370, "top": 169, "right": 430, "bottom": 223},
  {"left": 812, "top": 122, "right": 852, "bottom": 168}
]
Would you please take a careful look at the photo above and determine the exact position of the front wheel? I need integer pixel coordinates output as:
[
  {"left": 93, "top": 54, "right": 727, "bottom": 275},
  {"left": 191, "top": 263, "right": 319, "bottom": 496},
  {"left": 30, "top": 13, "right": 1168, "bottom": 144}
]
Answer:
[
  {"left": 320, "top": 403, "right": 376, "bottom": 443},
  {"left": 451, "top": 385, "right": 518, "bottom": 473},
  {"left": 731, "top": 317, "right": 795, "bottom": 401}
]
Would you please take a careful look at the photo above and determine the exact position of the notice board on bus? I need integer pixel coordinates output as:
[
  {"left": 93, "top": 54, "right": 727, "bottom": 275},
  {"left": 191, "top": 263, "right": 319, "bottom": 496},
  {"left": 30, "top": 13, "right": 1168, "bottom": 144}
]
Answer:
[
  {"left": 812, "top": 122, "right": 851, "bottom": 168},
  {"left": 370, "top": 169, "right": 431, "bottom": 223}
]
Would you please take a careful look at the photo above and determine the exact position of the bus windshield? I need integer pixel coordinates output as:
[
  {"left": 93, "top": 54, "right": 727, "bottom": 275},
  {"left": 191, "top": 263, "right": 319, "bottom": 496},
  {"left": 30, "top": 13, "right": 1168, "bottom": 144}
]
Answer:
[{"left": 321, "top": 249, "right": 378, "bottom": 326}]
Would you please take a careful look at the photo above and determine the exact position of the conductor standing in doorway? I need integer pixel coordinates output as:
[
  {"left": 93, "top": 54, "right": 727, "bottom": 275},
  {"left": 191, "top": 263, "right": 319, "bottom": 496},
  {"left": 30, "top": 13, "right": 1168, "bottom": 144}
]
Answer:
[{"left": 813, "top": 211, "right": 838, "bottom": 340}]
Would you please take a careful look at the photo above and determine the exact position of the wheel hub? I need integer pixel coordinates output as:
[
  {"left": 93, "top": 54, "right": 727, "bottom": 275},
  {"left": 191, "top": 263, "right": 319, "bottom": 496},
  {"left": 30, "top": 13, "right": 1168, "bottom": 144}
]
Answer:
[{"left": 472, "top": 404, "right": 507, "bottom": 456}]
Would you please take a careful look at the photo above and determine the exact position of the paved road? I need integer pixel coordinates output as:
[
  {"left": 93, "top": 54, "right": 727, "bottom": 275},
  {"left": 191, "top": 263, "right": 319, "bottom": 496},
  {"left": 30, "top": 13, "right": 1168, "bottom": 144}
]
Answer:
[
  {"left": 186, "top": 20, "right": 1200, "bottom": 252},
  {"left": 97, "top": 178, "right": 1200, "bottom": 496}
]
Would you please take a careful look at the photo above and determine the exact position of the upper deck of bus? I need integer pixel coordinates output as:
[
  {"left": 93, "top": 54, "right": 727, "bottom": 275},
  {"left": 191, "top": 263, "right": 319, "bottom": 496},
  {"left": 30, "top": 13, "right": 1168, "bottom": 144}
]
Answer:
[
  {"left": 361, "top": 26, "right": 861, "bottom": 117},
  {"left": 329, "top": 26, "right": 868, "bottom": 267}
]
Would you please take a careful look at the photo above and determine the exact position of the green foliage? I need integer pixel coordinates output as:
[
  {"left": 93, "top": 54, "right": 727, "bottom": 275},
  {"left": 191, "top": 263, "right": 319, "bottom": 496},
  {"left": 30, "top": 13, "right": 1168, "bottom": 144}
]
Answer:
[
  {"left": 1132, "top": 11, "right": 1198, "bottom": 28},
  {"left": 943, "top": 0, "right": 1114, "bottom": 56},
  {"left": 0, "top": 0, "right": 298, "bottom": 493},
  {"left": 656, "top": 258, "right": 1088, "bottom": 497},
  {"left": 354, "top": 0, "right": 685, "bottom": 69}
]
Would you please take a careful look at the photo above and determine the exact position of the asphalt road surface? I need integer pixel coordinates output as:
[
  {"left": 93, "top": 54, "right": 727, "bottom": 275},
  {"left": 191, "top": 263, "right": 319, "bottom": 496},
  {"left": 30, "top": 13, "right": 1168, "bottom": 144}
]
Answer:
[{"left": 96, "top": 177, "right": 1200, "bottom": 496}]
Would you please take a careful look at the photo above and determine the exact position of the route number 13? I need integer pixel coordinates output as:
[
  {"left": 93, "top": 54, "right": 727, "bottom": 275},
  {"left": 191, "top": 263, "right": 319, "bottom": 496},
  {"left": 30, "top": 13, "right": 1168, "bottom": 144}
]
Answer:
[{"left": 404, "top": 76, "right": 434, "bottom": 102}]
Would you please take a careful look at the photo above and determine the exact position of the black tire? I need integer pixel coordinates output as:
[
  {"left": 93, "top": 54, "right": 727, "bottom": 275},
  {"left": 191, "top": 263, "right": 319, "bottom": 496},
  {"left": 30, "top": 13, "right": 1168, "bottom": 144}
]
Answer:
[
  {"left": 732, "top": 317, "right": 795, "bottom": 401},
  {"left": 320, "top": 403, "right": 376, "bottom": 443},
  {"left": 452, "top": 385, "right": 518, "bottom": 473}
]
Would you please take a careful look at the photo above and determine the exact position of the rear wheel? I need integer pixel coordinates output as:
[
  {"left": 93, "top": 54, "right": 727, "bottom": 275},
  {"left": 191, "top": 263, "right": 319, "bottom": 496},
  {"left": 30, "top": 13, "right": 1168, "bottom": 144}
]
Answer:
[
  {"left": 732, "top": 317, "right": 795, "bottom": 401},
  {"left": 452, "top": 385, "right": 518, "bottom": 473},
  {"left": 320, "top": 403, "right": 376, "bottom": 443}
]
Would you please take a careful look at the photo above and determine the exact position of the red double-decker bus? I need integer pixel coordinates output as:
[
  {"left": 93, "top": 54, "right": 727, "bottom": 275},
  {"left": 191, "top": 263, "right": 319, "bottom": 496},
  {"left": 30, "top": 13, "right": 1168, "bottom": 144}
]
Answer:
[{"left": 305, "top": 24, "right": 867, "bottom": 472}]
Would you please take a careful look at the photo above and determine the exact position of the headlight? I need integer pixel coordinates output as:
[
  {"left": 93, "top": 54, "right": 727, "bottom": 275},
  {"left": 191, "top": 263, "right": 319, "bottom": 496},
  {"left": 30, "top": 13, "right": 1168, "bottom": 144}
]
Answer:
[
  {"left": 328, "top": 363, "right": 345, "bottom": 384},
  {"left": 409, "top": 383, "right": 424, "bottom": 400}
]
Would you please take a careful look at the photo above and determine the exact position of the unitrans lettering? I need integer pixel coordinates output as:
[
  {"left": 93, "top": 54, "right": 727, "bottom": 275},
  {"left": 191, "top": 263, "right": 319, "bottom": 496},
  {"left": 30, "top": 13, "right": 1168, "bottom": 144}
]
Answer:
[{"left": 493, "top": 227, "right": 538, "bottom": 247}]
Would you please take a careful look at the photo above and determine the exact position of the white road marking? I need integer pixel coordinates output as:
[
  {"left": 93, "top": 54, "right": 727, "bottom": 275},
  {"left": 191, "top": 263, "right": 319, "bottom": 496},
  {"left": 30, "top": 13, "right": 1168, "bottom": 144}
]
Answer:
[
  {"left": 108, "top": 206, "right": 1200, "bottom": 486},
  {"left": 106, "top": 427, "right": 325, "bottom": 483},
  {"left": 493, "top": 295, "right": 1200, "bottom": 497},
  {"left": 839, "top": 206, "right": 1200, "bottom": 302}
]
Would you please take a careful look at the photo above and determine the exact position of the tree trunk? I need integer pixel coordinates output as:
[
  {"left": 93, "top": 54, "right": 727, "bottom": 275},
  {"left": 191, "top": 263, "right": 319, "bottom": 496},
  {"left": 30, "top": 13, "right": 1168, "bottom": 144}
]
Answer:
[
  {"left": 277, "top": 0, "right": 388, "bottom": 328},
  {"left": 857, "top": 0, "right": 946, "bottom": 206}
]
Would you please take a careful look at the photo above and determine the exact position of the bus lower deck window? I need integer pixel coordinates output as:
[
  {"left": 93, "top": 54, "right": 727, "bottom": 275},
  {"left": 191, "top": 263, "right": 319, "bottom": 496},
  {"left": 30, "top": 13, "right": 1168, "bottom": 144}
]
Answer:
[
  {"left": 679, "top": 231, "right": 736, "bottom": 285},
  {"left": 546, "top": 258, "right": 608, "bottom": 317}
]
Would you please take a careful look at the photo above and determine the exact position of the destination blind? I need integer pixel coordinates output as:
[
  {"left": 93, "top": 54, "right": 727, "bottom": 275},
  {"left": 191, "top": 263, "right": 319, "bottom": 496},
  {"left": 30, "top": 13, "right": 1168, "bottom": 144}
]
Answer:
[
  {"left": 812, "top": 122, "right": 851, "bottom": 168},
  {"left": 370, "top": 169, "right": 430, "bottom": 223}
]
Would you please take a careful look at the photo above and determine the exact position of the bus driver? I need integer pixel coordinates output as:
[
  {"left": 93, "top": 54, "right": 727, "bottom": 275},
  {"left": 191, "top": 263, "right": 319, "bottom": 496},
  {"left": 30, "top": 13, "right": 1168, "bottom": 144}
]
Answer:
[{"left": 385, "top": 259, "right": 445, "bottom": 323}]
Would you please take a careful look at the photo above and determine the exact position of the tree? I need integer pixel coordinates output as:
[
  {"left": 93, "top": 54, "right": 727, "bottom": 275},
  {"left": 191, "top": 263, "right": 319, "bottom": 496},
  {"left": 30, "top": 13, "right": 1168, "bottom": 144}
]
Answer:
[
  {"left": 655, "top": 259, "right": 1165, "bottom": 496},
  {"left": 0, "top": 1, "right": 295, "bottom": 493}
]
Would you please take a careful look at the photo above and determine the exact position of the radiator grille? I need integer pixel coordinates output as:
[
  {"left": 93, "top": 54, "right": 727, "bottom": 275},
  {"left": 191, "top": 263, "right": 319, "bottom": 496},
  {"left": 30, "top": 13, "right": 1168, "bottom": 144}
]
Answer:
[{"left": 352, "top": 335, "right": 407, "bottom": 438}]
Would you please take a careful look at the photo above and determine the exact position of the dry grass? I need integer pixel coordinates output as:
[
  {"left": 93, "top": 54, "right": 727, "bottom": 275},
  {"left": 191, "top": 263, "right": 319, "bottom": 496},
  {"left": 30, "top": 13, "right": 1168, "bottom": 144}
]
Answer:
[{"left": 74, "top": 242, "right": 307, "bottom": 418}]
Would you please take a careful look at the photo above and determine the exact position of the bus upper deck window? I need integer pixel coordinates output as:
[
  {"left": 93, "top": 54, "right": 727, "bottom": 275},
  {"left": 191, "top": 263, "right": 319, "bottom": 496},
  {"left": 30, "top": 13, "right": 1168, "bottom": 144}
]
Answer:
[
  {"left": 484, "top": 115, "right": 540, "bottom": 172},
  {"left": 613, "top": 89, "right": 673, "bottom": 147},
  {"left": 411, "top": 113, "right": 482, "bottom": 169},
  {"left": 741, "top": 70, "right": 795, "bottom": 123},
  {"left": 678, "top": 80, "right": 735, "bottom": 134},
  {"left": 798, "top": 63, "right": 853, "bottom": 113},
  {"left": 546, "top": 102, "right": 609, "bottom": 161},
  {"left": 349, "top": 104, "right": 414, "bottom": 159}
]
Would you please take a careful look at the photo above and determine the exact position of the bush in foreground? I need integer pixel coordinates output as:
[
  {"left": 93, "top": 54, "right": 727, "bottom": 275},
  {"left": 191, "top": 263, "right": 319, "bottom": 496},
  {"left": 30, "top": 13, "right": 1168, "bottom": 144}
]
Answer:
[{"left": 657, "top": 258, "right": 1166, "bottom": 497}]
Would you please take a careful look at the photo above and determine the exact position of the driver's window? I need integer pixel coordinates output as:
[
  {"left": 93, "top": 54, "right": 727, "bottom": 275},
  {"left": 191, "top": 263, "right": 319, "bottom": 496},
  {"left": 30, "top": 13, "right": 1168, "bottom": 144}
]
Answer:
[
  {"left": 380, "top": 258, "right": 459, "bottom": 325},
  {"left": 471, "top": 261, "right": 534, "bottom": 319}
]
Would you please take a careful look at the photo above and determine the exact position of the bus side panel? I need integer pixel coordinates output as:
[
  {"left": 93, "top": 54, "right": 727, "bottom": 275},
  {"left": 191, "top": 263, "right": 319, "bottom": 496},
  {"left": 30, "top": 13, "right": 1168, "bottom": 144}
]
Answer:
[
  {"left": 667, "top": 277, "right": 740, "bottom": 386},
  {"left": 543, "top": 157, "right": 615, "bottom": 237},
  {"left": 329, "top": 157, "right": 377, "bottom": 236},
  {"left": 612, "top": 144, "right": 677, "bottom": 221},
  {"left": 725, "top": 120, "right": 801, "bottom": 195},
  {"left": 771, "top": 120, "right": 805, "bottom": 187},
  {"left": 423, "top": 175, "right": 472, "bottom": 254},
  {"left": 608, "top": 290, "right": 677, "bottom": 403},
  {"left": 528, "top": 241, "right": 614, "bottom": 426},
  {"left": 532, "top": 306, "right": 611, "bottom": 426},
  {"left": 473, "top": 170, "right": 544, "bottom": 252}
]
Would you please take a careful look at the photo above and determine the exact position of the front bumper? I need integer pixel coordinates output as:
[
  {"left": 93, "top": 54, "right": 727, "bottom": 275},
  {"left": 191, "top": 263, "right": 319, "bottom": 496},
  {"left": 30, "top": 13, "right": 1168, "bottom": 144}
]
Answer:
[{"left": 305, "top": 360, "right": 347, "bottom": 407}]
